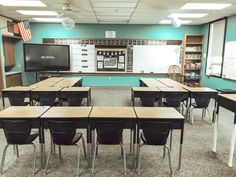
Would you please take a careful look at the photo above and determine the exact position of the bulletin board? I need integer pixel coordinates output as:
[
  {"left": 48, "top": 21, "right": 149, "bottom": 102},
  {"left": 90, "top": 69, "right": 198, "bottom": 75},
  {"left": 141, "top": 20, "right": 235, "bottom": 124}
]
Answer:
[{"left": 96, "top": 49, "right": 126, "bottom": 71}]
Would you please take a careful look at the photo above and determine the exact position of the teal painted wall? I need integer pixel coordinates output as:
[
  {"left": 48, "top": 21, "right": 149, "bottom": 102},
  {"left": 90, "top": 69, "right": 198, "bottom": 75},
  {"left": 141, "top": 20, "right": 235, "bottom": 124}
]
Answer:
[
  {"left": 0, "top": 21, "right": 6, "bottom": 88},
  {"left": 201, "top": 15, "right": 236, "bottom": 90},
  {"left": 10, "top": 23, "right": 202, "bottom": 86}
]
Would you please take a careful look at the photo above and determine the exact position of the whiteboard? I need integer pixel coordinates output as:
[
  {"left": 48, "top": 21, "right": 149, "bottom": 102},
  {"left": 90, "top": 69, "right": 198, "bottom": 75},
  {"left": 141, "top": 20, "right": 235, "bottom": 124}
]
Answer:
[
  {"left": 133, "top": 45, "right": 181, "bottom": 73},
  {"left": 222, "top": 41, "right": 236, "bottom": 80}
]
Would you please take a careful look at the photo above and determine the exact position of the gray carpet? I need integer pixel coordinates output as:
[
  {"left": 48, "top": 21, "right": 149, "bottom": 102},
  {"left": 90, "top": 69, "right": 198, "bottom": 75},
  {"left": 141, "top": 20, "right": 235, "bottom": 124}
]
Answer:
[{"left": 0, "top": 87, "right": 235, "bottom": 177}]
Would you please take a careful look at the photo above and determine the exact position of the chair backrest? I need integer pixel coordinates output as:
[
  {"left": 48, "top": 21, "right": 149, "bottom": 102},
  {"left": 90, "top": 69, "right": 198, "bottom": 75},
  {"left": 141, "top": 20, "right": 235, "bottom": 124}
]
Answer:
[
  {"left": 8, "top": 92, "right": 27, "bottom": 106},
  {"left": 193, "top": 93, "right": 211, "bottom": 108},
  {"left": 2, "top": 120, "right": 32, "bottom": 144},
  {"left": 140, "top": 94, "right": 155, "bottom": 107},
  {"left": 165, "top": 93, "right": 184, "bottom": 107},
  {"left": 141, "top": 121, "right": 171, "bottom": 145},
  {"left": 65, "top": 93, "right": 83, "bottom": 106},
  {"left": 48, "top": 120, "right": 76, "bottom": 145},
  {"left": 39, "top": 92, "right": 57, "bottom": 106},
  {"left": 95, "top": 120, "right": 123, "bottom": 145}
]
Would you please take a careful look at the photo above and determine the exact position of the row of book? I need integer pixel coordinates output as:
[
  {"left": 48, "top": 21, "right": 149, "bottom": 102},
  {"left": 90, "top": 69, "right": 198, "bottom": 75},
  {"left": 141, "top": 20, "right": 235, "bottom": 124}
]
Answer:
[
  {"left": 184, "top": 72, "right": 200, "bottom": 80},
  {"left": 186, "top": 46, "right": 202, "bottom": 52},
  {"left": 185, "top": 54, "right": 202, "bottom": 59},
  {"left": 185, "top": 63, "right": 201, "bottom": 70}
]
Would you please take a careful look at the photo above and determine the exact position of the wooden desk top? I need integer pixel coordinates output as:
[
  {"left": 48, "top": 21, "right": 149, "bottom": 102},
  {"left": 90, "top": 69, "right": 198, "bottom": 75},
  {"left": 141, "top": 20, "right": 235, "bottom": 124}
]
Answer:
[
  {"left": 2, "top": 86, "right": 36, "bottom": 92},
  {"left": 159, "top": 87, "right": 188, "bottom": 92},
  {"left": 132, "top": 87, "right": 160, "bottom": 92},
  {"left": 0, "top": 106, "right": 50, "bottom": 118},
  {"left": 134, "top": 107, "right": 184, "bottom": 119},
  {"left": 53, "top": 78, "right": 81, "bottom": 87},
  {"left": 31, "top": 77, "right": 65, "bottom": 87},
  {"left": 219, "top": 94, "right": 236, "bottom": 102},
  {"left": 184, "top": 87, "right": 217, "bottom": 93},
  {"left": 32, "top": 86, "right": 63, "bottom": 92},
  {"left": 61, "top": 87, "right": 90, "bottom": 92},
  {"left": 41, "top": 106, "right": 92, "bottom": 118},
  {"left": 90, "top": 106, "right": 136, "bottom": 119}
]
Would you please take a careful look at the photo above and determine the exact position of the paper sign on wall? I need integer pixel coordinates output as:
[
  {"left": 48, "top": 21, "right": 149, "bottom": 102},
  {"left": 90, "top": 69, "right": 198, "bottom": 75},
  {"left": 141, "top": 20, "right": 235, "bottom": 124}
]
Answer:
[{"left": 105, "top": 31, "right": 116, "bottom": 38}]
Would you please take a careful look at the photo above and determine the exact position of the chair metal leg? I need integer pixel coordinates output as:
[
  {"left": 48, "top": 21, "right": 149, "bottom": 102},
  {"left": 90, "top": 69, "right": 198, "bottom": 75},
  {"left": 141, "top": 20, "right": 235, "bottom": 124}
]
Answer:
[
  {"left": 190, "top": 107, "right": 194, "bottom": 124},
  {"left": 76, "top": 145, "right": 80, "bottom": 177},
  {"left": 130, "top": 129, "right": 133, "bottom": 154},
  {"left": 137, "top": 143, "right": 142, "bottom": 175},
  {"left": 163, "top": 145, "right": 166, "bottom": 159},
  {"left": 170, "top": 130, "right": 173, "bottom": 151},
  {"left": 32, "top": 143, "right": 37, "bottom": 175},
  {"left": 92, "top": 143, "right": 98, "bottom": 175},
  {"left": 120, "top": 144, "right": 127, "bottom": 175},
  {"left": 0, "top": 144, "right": 9, "bottom": 175},
  {"left": 81, "top": 136, "right": 87, "bottom": 158},
  {"left": 59, "top": 145, "right": 62, "bottom": 159},
  {"left": 16, "top": 145, "right": 19, "bottom": 157},
  {"left": 165, "top": 145, "right": 173, "bottom": 176},
  {"left": 44, "top": 144, "right": 53, "bottom": 175}
]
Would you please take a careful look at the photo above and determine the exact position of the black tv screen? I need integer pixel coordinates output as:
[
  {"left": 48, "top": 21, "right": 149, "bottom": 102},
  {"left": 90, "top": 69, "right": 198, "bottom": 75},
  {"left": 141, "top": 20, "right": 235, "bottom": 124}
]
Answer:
[{"left": 24, "top": 43, "right": 70, "bottom": 71}]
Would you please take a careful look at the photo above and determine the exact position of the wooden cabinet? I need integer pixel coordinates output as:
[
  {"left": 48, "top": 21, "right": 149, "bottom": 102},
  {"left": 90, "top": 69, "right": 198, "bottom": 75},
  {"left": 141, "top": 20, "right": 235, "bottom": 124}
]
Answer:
[
  {"left": 6, "top": 73, "right": 22, "bottom": 88},
  {"left": 182, "top": 34, "right": 204, "bottom": 87},
  {"left": 3, "top": 36, "right": 16, "bottom": 67}
]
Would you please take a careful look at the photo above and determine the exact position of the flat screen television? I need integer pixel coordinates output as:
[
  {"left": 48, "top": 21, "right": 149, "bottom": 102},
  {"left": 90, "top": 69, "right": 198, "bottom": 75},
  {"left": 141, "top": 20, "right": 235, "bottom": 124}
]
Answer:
[{"left": 24, "top": 43, "right": 70, "bottom": 72}]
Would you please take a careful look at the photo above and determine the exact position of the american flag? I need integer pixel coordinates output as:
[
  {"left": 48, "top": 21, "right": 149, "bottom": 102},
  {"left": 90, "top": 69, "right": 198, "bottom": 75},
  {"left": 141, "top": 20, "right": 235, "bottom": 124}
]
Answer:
[{"left": 18, "top": 21, "right": 32, "bottom": 41}]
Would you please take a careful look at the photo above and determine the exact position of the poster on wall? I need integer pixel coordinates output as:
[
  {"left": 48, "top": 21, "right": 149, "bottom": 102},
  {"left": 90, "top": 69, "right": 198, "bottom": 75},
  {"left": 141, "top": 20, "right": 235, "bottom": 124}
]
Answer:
[{"left": 104, "top": 58, "right": 118, "bottom": 68}]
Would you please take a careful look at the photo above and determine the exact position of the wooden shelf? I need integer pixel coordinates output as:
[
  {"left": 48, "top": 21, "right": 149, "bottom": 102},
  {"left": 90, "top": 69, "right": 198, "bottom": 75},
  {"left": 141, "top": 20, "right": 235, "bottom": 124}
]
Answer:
[
  {"left": 2, "top": 34, "right": 21, "bottom": 40},
  {"left": 182, "top": 34, "right": 204, "bottom": 86},
  {"left": 186, "top": 42, "right": 203, "bottom": 45}
]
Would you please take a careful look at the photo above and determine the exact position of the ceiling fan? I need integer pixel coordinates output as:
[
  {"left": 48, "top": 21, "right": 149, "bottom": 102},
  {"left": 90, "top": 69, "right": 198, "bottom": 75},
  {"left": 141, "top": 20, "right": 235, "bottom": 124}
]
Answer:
[{"left": 57, "top": 3, "right": 78, "bottom": 30}]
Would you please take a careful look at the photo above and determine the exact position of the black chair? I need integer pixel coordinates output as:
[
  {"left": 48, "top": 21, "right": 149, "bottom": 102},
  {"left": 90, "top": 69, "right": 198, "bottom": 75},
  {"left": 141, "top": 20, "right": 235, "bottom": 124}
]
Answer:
[
  {"left": 8, "top": 92, "right": 29, "bottom": 106},
  {"left": 189, "top": 93, "right": 212, "bottom": 124},
  {"left": 92, "top": 120, "right": 126, "bottom": 175},
  {"left": 64, "top": 93, "right": 83, "bottom": 106},
  {"left": 39, "top": 92, "right": 59, "bottom": 106},
  {"left": 137, "top": 121, "right": 172, "bottom": 176},
  {"left": 140, "top": 94, "right": 155, "bottom": 107},
  {"left": 44, "top": 120, "right": 86, "bottom": 177},
  {"left": 0, "top": 120, "right": 38, "bottom": 175}
]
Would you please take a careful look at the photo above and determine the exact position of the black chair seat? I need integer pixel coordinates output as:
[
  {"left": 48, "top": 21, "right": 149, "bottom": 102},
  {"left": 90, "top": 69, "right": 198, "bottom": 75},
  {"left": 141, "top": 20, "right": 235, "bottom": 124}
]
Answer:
[
  {"left": 25, "top": 133, "right": 39, "bottom": 144},
  {"left": 191, "top": 102, "right": 207, "bottom": 108}
]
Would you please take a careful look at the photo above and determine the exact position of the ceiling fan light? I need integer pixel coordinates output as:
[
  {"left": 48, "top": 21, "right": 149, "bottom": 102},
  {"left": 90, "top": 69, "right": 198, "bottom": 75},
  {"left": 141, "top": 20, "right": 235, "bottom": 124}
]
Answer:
[{"left": 61, "top": 17, "right": 75, "bottom": 30}]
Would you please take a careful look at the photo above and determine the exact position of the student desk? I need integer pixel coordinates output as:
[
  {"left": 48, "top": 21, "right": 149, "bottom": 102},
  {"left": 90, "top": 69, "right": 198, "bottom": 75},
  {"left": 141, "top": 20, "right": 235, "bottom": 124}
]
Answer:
[
  {"left": 139, "top": 78, "right": 169, "bottom": 88},
  {"left": 31, "top": 86, "right": 63, "bottom": 105},
  {"left": 184, "top": 87, "right": 218, "bottom": 118},
  {"left": 131, "top": 87, "right": 160, "bottom": 106},
  {"left": 41, "top": 106, "right": 92, "bottom": 167},
  {"left": 212, "top": 94, "right": 236, "bottom": 167},
  {"left": 0, "top": 106, "right": 50, "bottom": 168},
  {"left": 158, "top": 87, "right": 189, "bottom": 107},
  {"left": 31, "top": 77, "right": 65, "bottom": 88},
  {"left": 134, "top": 107, "right": 185, "bottom": 170},
  {"left": 89, "top": 106, "right": 137, "bottom": 168},
  {"left": 1, "top": 86, "right": 37, "bottom": 108},
  {"left": 53, "top": 78, "right": 82, "bottom": 88},
  {"left": 60, "top": 87, "right": 91, "bottom": 106}
]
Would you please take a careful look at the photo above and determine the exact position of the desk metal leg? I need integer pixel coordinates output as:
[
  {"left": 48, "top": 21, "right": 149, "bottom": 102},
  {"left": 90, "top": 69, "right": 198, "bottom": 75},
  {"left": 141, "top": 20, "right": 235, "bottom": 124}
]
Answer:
[
  {"left": 133, "top": 125, "right": 138, "bottom": 170},
  {"left": 228, "top": 124, "right": 236, "bottom": 167},
  {"left": 40, "top": 143, "right": 46, "bottom": 169},
  {"left": 87, "top": 125, "right": 92, "bottom": 168},
  {"left": 178, "top": 144, "right": 183, "bottom": 170},
  {"left": 178, "top": 121, "right": 184, "bottom": 170},
  {"left": 212, "top": 112, "right": 218, "bottom": 152},
  {"left": 2, "top": 96, "right": 5, "bottom": 109}
]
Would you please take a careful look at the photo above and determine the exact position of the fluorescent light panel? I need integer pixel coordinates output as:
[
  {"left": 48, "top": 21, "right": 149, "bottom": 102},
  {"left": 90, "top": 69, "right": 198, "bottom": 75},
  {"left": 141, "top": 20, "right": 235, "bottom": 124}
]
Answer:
[
  {"left": 169, "top": 13, "right": 208, "bottom": 18},
  {"left": 181, "top": 3, "right": 232, "bottom": 10},
  {"left": 0, "top": 0, "right": 46, "bottom": 7},
  {"left": 17, "top": 10, "right": 58, "bottom": 16},
  {"left": 92, "top": 2, "right": 137, "bottom": 8},
  {"left": 33, "top": 18, "right": 62, "bottom": 22},
  {"left": 159, "top": 19, "right": 192, "bottom": 24}
]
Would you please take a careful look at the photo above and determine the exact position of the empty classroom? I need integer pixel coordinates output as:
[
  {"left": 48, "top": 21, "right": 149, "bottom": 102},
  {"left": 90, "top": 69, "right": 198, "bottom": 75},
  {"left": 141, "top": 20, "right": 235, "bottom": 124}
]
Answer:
[{"left": 0, "top": 1, "right": 236, "bottom": 177}]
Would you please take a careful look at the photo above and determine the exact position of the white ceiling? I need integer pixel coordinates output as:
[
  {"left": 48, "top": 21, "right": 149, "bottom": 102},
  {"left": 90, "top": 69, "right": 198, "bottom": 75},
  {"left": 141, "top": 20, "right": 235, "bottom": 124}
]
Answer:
[{"left": 0, "top": 0, "right": 236, "bottom": 25}]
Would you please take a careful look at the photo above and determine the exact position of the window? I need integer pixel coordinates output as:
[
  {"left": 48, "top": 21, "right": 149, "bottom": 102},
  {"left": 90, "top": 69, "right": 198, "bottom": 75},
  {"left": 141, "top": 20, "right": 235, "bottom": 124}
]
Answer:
[{"left": 205, "top": 18, "right": 227, "bottom": 77}]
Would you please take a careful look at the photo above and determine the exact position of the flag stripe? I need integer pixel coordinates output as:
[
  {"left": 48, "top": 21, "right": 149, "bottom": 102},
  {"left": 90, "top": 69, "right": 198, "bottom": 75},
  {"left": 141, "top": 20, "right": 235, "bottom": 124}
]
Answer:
[{"left": 18, "top": 21, "right": 32, "bottom": 41}]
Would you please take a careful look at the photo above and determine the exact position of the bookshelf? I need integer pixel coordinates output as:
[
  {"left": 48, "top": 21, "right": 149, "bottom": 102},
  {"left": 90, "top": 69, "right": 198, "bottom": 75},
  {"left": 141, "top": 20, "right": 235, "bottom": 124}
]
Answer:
[{"left": 182, "top": 34, "right": 204, "bottom": 87}]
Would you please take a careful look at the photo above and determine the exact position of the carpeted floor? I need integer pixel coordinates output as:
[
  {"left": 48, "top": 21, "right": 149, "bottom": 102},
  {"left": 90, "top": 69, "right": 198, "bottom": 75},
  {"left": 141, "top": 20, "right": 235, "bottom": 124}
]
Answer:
[{"left": 0, "top": 87, "right": 235, "bottom": 177}]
